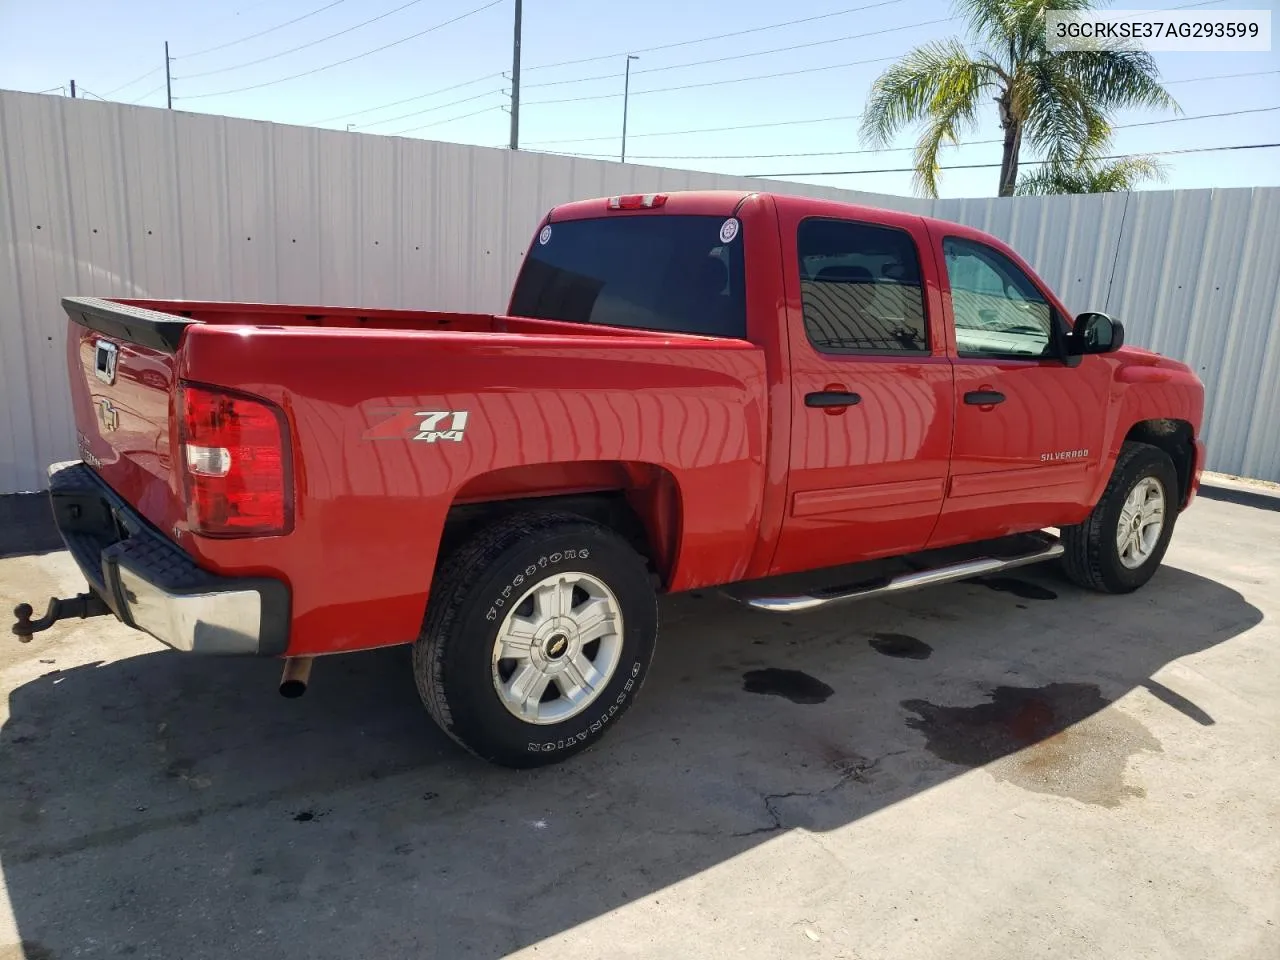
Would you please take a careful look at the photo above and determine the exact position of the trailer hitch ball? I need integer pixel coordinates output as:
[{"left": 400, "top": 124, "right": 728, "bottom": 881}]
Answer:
[{"left": 13, "top": 604, "right": 35, "bottom": 642}]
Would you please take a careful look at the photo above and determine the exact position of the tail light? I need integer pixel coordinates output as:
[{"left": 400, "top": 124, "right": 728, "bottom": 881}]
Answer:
[
  {"left": 179, "top": 383, "right": 292, "bottom": 536},
  {"left": 606, "top": 193, "right": 667, "bottom": 210}
]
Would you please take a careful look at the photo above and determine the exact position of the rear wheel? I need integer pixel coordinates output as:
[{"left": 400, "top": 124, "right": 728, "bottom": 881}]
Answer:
[
  {"left": 413, "top": 512, "right": 658, "bottom": 767},
  {"left": 1061, "top": 442, "right": 1178, "bottom": 593}
]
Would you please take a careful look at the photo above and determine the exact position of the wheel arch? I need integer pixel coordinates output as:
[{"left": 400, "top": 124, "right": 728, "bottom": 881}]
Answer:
[
  {"left": 1123, "top": 419, "right": 1196, "bottom": 509},
  {"left": 442, "top": 460, "right": 684, "bottom": 588}
]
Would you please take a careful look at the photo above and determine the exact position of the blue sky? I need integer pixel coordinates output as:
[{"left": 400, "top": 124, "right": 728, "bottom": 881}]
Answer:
[{"left": 2, "top": 0, "right": 1277, "bottom": 197}]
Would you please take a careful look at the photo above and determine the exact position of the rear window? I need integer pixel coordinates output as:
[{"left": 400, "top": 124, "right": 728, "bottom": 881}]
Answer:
[{"left": 509, "top": 214, "right": 746, "bottom": 338}]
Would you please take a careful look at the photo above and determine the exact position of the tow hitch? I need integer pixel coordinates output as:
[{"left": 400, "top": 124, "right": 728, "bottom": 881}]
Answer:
[{"left": 12, "top": 593, "right": 112, "bottom": 642}]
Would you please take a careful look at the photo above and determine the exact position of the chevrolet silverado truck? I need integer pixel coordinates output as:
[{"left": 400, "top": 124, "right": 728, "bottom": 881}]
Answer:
[{"left": 13, "top": 190, "right": 1204, "bottom": 767}]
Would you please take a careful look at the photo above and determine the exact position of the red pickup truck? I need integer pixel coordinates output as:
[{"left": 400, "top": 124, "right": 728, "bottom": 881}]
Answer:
[{"left": 14, "top": 190, "right": 1204, "bottom": 767}]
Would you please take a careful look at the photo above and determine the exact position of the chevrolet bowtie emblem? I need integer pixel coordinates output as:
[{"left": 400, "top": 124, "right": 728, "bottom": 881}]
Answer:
[{"left": 96, "top": 397, "right": 119, "bottom": 433}]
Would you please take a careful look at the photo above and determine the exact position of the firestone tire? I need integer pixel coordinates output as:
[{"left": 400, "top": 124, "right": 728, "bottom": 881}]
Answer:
[
  {"left": 1061, "top": 441, "right": 1179, "bottom": 594},
  {"left": 412, "top": 512, "right": 658, "bottom": 768}
]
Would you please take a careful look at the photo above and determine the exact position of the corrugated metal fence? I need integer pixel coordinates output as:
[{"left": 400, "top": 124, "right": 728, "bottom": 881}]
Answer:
[{"left": 2, "top": 90, "right": 1277, "bottom": 492}]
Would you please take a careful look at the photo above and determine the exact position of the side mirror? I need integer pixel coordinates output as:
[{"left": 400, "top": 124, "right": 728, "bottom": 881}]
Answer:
[{"left": 1070, "top": 311, "right": 1125, "bottom": 355}]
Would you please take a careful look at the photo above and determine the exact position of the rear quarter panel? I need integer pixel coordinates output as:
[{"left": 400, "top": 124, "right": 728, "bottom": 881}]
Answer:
[{"left": 176, "top": 325, "right": 767, "bottom": 655}]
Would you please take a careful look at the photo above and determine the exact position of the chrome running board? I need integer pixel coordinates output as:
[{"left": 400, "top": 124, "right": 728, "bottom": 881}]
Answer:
[{"left": 743, "top": 536, "right": 1064, "bottom": 613}]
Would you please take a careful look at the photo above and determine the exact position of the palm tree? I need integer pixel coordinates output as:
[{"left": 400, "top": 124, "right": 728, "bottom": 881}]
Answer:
[
  {"left": 1016, "top": 154, "right": 1167, "bottom": 195},
  {"left": 861, "top": 0, "right": 1178, "bottom": 197}
]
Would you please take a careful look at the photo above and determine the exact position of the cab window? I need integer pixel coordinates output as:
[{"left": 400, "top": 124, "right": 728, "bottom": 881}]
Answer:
[
  {"left": 797, "top": 218, "right": 929, "bottom": 355},
  {"left": 943, "top": 237, "right": 1054, "bottom": 359}
]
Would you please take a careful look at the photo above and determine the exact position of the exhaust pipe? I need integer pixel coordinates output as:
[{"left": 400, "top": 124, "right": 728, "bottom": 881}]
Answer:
[{"left": 279, "top": 656, "right": 314, "bottom": 698}]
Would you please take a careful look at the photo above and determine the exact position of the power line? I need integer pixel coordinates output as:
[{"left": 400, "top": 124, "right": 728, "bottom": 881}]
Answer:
[
  {"left": 522, "top": 71, "right": 623, "bottom": 91},
  {"left": 521, "top": 15, "right": 957, "bottom": 92},
  {"left": 389, "top": 103, "right": 504, "bottom": 136},
  {"left": 34, "top": 85, "right": 67, "bottom": 95},
  {"left": 630, "top": 18, "right": 955, "bottom": 79},
  {"left": 103, "top": 66, "right": 164, "bottom": 97},
  {"left": 178, "top": 0, "right": 429, "bottom": 78},
  {"left": 360, "top": 100, "right": 1280, "bottom": 151},
  {"left": 179, "top": 0, "right": 350, "bottom": 60},
  {"left": 174, "top": 0, "right": 503, "bottom": 99},
  {"left": 1165, "top": 68, "right": 1280, "bottom": 85},
  {"left": 555, "top": 105, "right": 1280, "bottom": 160},
  {"left": 1108, "top": 103, "right": 1280, "bottom": 131},
  {"left": 307, "top": 71, "right": 503, "bottom": 124},
  {"left": 746, "top": 142, "right": 1280, "bottom": 178},
  {"left": 523, "top": 113, "right": 866, "bottom": 147},
  {"left": 356, "top": 87, "right": 507, "bottom": 128},
  {"left": 523, "top": 67, "right": 1280, "bottom": 145},
  {"left": 512, "top": 0, "right": 1228, "bottom": 79},
  {"left": 189, "top": 0, "right": 291, "bottom": 36},
  {"left": 129, "top": 83, "right": 169, "bottom": 104},
  {"left": 98, "top": 0, "right": 346, "bottom": 91},
  {"left": 522, "top": 51, "right": 911, "bottom": 107},
  {"left": 522, "top": 0, "right": 910, "bottom": 73}
]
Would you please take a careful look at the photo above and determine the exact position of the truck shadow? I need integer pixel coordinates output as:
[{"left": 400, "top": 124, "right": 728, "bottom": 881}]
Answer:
[
  {"left": 0, "top": 563, "right": 1262, "bottom": 959},
  {"left": 0, "top": 495, "right": 62, "bottom": 560}
]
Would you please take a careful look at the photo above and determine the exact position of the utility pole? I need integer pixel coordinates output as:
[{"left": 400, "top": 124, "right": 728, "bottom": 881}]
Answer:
[
  {"left": 165, "top": 42, "right": 173, "bottom": 109},
  {"left": 69, "top": 80, "right": 76, "bottom": 98},
  {"left": 508, "top": 0, "right": 522, "bottom": 150},
  {"left": 621, "top": 55, "right": 638, "bottom": 163}
]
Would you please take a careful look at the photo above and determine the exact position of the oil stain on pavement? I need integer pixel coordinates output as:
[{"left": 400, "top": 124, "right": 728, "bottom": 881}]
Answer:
[
  {"left": 742, "top": 668, "right": 834, "bottom": 704},
  {"left": 977, "top": 576, "right": 1059, "bottom": 601},
  {"left": 902, "top": 682, "right": 1162, "bottom": 807},
  {"left": 869, "top": 633, "right": 933, "bottom": 660}
]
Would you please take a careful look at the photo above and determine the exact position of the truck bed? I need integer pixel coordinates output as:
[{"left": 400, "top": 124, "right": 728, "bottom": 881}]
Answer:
[
  {"left": 65, "top": 295, "right": 768, "bottom": 657},
  {"left": 117, "top": 298, "right": 689, "bottom": 339}
]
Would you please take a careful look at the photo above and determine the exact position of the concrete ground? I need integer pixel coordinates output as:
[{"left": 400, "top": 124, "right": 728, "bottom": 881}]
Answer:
[{"left": 0, "top": 488, "right": 1276, "bottom": 960}]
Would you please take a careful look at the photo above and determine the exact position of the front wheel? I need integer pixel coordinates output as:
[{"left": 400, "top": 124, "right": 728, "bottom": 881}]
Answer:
[
  {"left": 1061, "top": 442, "right": 1179, "bottom": 593},
  {"left": 413, "top": 512, "right": 658, "bottom": 768}
]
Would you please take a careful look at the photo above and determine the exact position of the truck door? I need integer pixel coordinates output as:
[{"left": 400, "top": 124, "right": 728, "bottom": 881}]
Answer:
[
  {"left": 771, "top": 206, "right": 955, "bottom": 575},
  {"left": 927, "top": 230, "right": 1110, "bottom": 546}
]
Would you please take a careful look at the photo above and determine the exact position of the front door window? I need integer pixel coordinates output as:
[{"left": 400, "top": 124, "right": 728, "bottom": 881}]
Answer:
[{"left": 943, "top": 236, "right": 1054, "bottom": 360}]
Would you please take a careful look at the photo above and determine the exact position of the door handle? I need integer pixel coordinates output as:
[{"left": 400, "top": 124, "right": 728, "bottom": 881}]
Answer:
[
  {"left": 805, "top": 391, "right": 862, "bottom": 408},
  {"left": 964, "top": 390, "right": 1006, "bottom": 405}
]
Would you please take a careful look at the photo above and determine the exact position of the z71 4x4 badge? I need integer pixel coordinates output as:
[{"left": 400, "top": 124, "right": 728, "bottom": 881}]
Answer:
[{"left": 363, "top": 409, "right": 470, "bottom": 443}]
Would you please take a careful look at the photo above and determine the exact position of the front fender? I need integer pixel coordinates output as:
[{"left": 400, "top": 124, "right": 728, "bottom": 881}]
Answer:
[{"left": 1086, "top": 354, "right": 1205, "bottom": 510}]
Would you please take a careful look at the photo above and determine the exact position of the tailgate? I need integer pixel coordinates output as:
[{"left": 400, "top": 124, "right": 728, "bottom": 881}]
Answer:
[{"left": 63, "top": 297, "right": 196, "bottom": 537}]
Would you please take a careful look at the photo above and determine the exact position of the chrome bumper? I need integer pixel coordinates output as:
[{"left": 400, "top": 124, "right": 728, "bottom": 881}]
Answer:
[
  {"left": 47, "top": 461, "right": 290, "bottom": 655},
  {"left": 116, "top": 565, "right": 270, "bottom": 654}
]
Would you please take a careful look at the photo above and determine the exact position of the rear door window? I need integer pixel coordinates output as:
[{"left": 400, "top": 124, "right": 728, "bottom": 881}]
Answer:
[
  {"left": 796, "top": 218, "right": 930, "bottom": 354},
  {"left": 509, "top": 215, "right": 746, "bottom": 338}
]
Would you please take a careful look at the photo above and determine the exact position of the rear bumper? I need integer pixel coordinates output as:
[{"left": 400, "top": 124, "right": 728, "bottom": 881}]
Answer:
[{"left": 47, "top": 461, "right": 290, "bottom": 655}]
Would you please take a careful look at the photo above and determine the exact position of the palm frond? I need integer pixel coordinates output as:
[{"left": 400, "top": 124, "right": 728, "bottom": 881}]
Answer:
[
  {"left": 1075, "top": 107, "right": 1113, "bottom": 159},
  {"left": 1016, "top": 154, "right": 1168, "bottom": 195},
  {"left": 1068, "top": 48, "right": 1181, "bottom": 114},
  {"left": 954, "top": 0, "right": 1091, "bottom": 65},
  {"left": 912, "top": 87, "right": 984, "bottom": 197},
  {"left": 1015, "top": 165, "right": 1082, "bottom": 195},
  {"left": 861, "top": 38, "right": 999, "bottom": 148},
  {"left": 953, "top": 0, "right": 1019, "bottom": 53},
  {"left": 1091, "top": 155, "right": 1169, "bottom": 191},
  {"left": 1016, "top": 54, "right": 1106, "bottom": 163}
]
